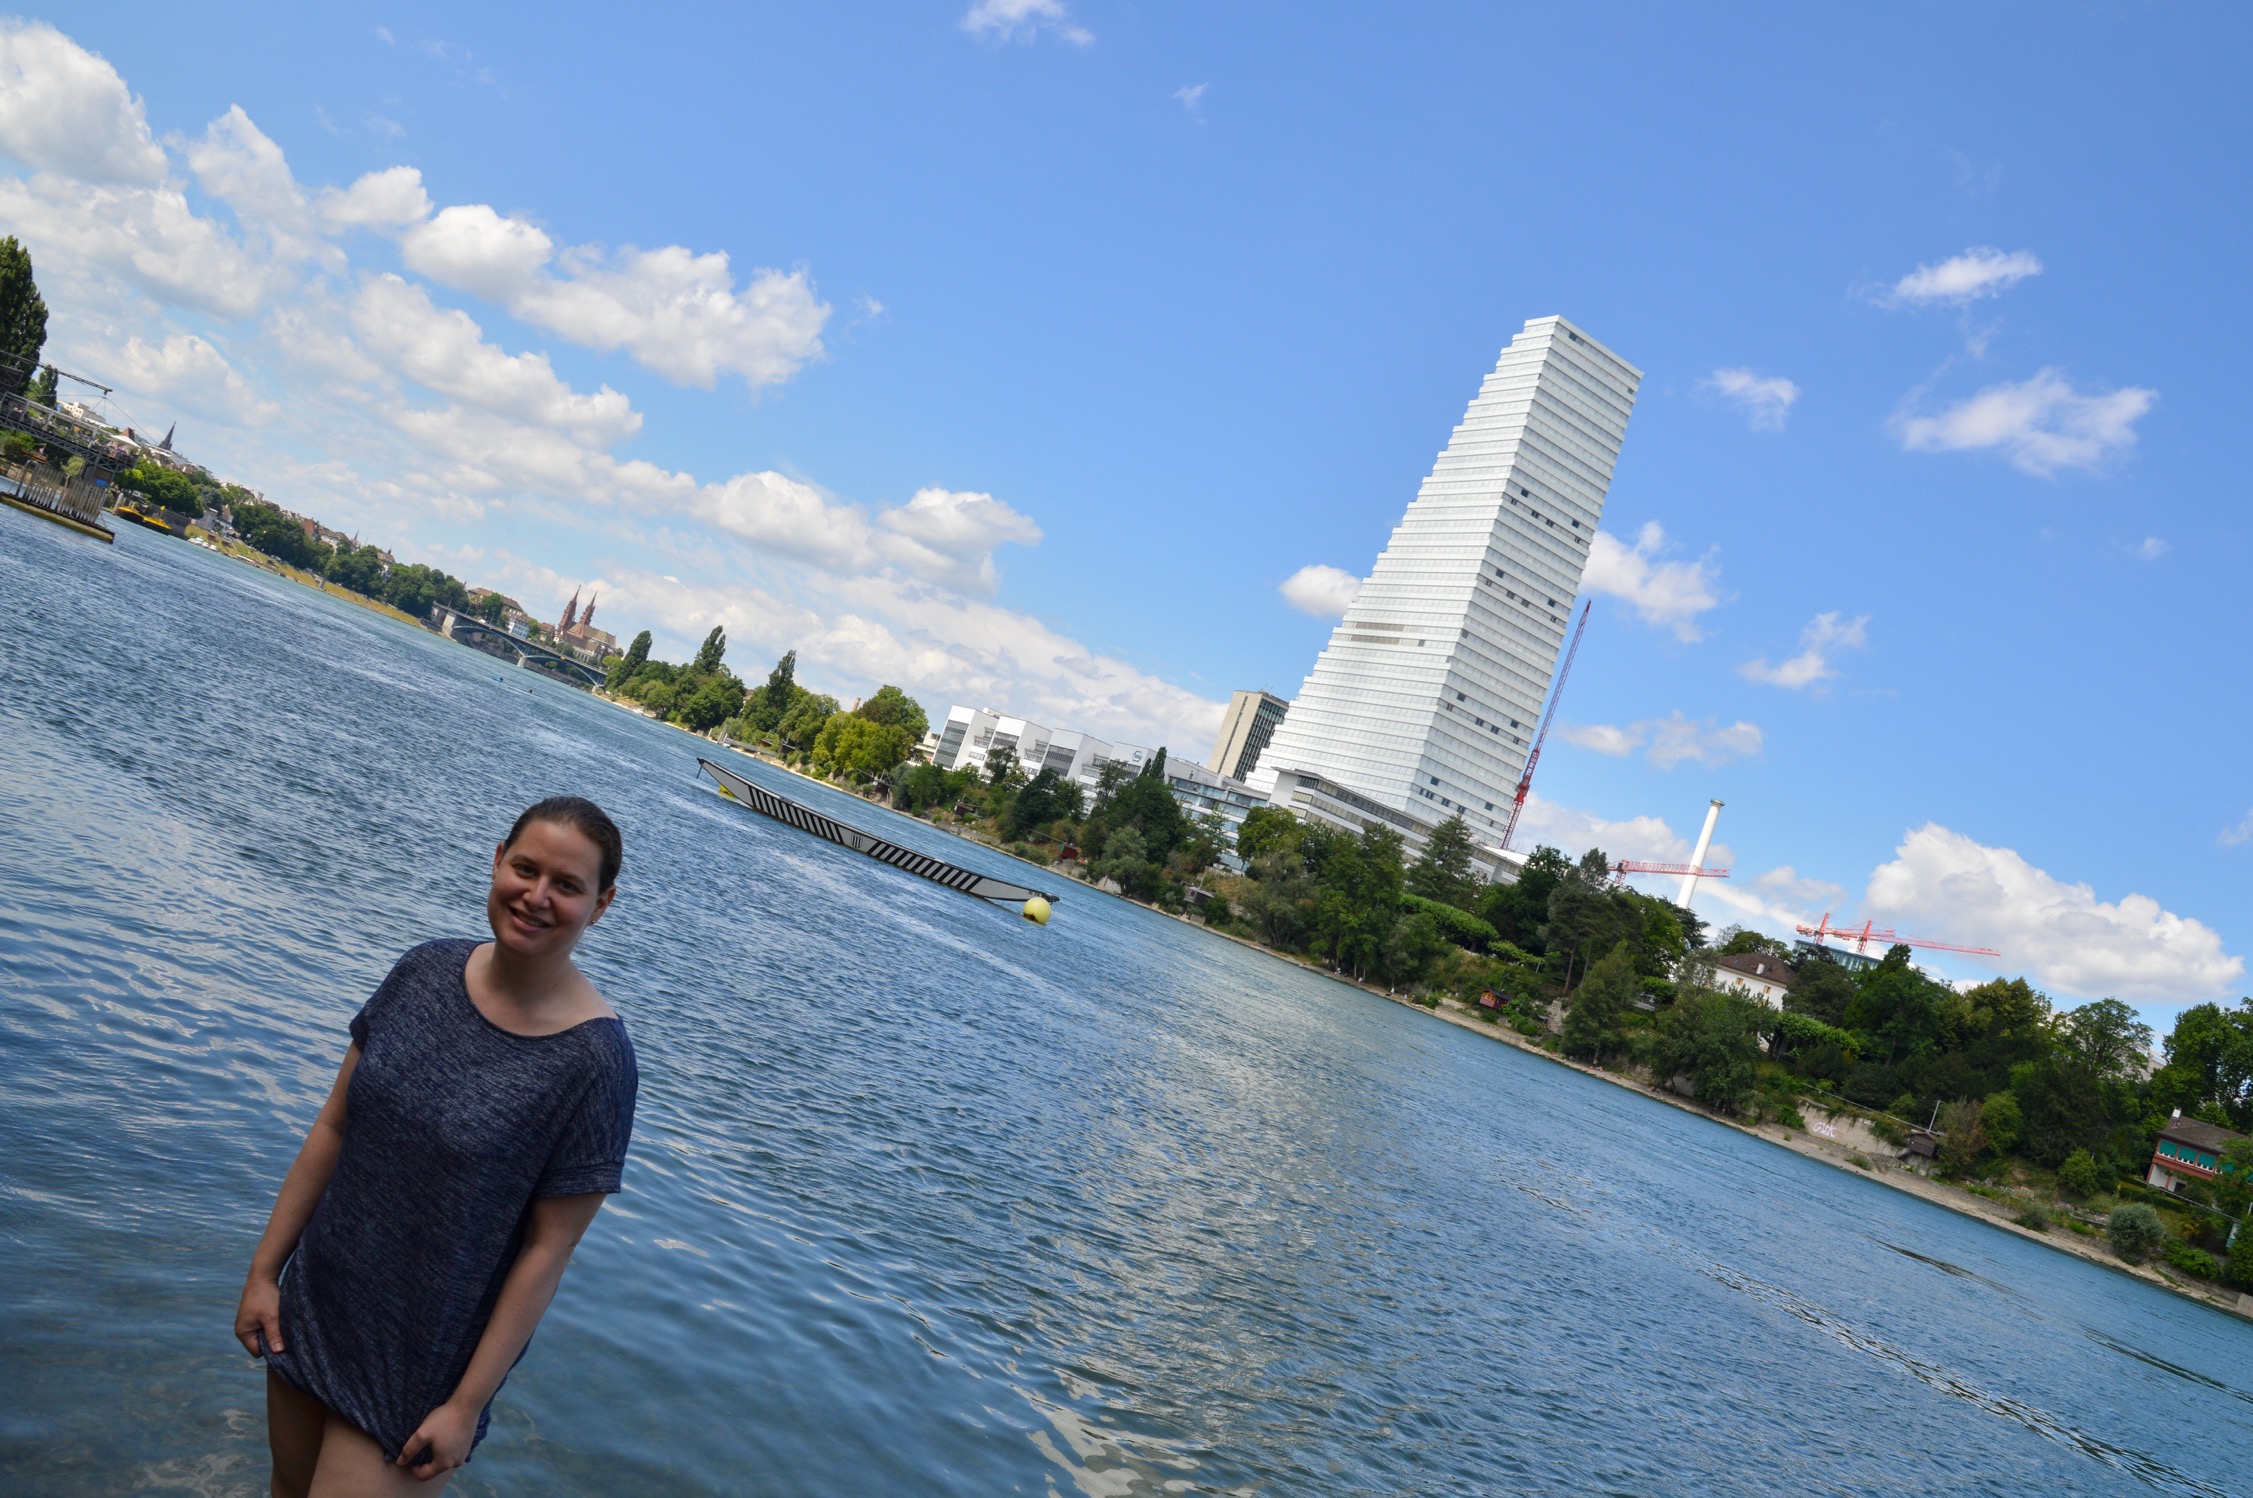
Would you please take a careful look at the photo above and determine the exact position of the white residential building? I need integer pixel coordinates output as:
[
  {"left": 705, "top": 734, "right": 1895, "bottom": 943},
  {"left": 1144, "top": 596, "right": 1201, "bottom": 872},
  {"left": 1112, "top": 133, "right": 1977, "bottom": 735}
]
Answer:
[{"left": 1251, "top": 315, "right": 1640, "bottom": 868}]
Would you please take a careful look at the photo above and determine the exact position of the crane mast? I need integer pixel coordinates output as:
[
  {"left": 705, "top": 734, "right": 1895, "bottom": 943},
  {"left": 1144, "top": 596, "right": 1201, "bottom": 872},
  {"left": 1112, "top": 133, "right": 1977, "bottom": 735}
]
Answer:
[{"left": 1499, "top": 601, "right": 1590, "bottom": 851}]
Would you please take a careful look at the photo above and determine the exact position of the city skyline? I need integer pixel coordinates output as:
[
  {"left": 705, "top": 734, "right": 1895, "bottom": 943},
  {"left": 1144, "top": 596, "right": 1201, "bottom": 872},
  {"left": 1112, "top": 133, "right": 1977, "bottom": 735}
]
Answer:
[{"left": 7, "top": 7, "right": 2248, "bottom": 1021}]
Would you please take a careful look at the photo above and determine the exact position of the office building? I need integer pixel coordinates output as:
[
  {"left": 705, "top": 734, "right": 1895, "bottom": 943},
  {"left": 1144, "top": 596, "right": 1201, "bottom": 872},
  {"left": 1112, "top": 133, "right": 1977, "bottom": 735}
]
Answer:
[
  {"left": 1206, "top": 689, "right": 1289, "bottom": 781},
  {"left": 929, "top": 705, "right": 1151, "bottom": 789},
  {"left": 1251, "top": 315, "right": 1640, "bottom": 866}
]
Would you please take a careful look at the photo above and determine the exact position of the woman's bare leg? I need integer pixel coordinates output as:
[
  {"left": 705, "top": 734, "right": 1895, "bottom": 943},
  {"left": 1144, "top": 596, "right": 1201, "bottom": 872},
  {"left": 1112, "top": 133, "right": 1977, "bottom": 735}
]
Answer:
[
  {"left": 307, "top": 1411, "right": 453, "bottom": 1496},
  {"left": 266, "top": 1370, "right": 327, "bottom": 1498}
]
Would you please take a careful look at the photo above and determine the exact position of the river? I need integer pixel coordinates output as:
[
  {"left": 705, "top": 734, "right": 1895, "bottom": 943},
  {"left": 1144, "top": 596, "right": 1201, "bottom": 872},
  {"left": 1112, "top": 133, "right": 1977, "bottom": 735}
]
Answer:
[{"left": 2, "top": 511, "right": 2249, "bottom": 1496}]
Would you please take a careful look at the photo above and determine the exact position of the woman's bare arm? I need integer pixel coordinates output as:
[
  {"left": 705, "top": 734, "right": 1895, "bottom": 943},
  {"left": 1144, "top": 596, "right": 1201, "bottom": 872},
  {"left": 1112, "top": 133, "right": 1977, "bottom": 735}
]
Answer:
[
  {"left": 394, "top": 1191, "right": 607, "bottom": 1478},
  {"left": 234, "top": 1042, "right": 360, "bottom": 1358}
]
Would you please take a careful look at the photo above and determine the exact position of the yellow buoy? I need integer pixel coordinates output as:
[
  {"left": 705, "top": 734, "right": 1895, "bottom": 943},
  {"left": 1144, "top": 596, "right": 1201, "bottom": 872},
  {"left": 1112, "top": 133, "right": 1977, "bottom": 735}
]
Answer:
[{"left": 1021, "top": 896, "right": 1052, "bottom": 925}]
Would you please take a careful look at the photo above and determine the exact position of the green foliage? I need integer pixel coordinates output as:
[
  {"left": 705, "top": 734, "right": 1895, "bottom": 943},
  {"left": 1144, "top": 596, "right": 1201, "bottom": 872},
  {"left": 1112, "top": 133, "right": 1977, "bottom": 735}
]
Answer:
[
  {"left": 0, "top": 235, "right": 48, "bottom": 395},
  {"left": 853, "top": 684, "right": 929, "bottom": 743},
  {"left": 1560, "top": 941, "right": 1638, "bottom": 1064},
  {"left": 2153, "top": 998, "right": 2253, "bottom": 1131},
  {"left": 1936, "top": 1098, "right": 1989, "bottom": 1174},
  {"left": 378, "top": 561, "right": 471, "bottom": 619},
  {"left": 1, "top": 427, "right": 35, "bottom": 462},
  {"left": 692, "top": 626, "right": 727, "bottom": 674},
  {"left": 231, "top": 500, "right": 320, "bottom": 569},
  {"left": 812, "top": 711, "right": 912, "bottom": 779},
  {"left": 1647, "top": 987, "right": 1768, "bottom": 1114},
  {"left": 1784, "top": 959, "right": 1856, "bottom": 1027},
  {"left": 1982, "top": 1091, "right": 2024, "bottom": 1154},
  {"left": 775, "top": 688, "right": 840, "bottom": 752},
  {"left": 2106, "top": 1202, "right": 2166, "bottom": 1263},
  {"left": 474, "top": 592, "right": 510, "bottom": 624},
  {"left": 2014, "top": 1201, "right": 2052, "bottom": 1232},
  {"left": 1004, "top": 767, "right": 1083, "bottom": 839},
  {"left": 677, "top": 674, "right": 747, "bottom": 732},
  {"left": 29, "top": 363, "right": 57, "bottom": 406},
  {"left": 1401, "top": 891, "right": 1499, "bottom": 953},
  {"left": 2230, "top": 1225, "right": 2253, "bottom": 1289},
  {"left": 1771, "top": 1009, "right": 1859, "bottom": 1064},
  {"left": 1234, "top": 806, "right": 1301, "bottom": 866},
  {"left": 745, "top": 650, "right": 796, "bottom": 732},
  {"left": 2162, "top": 1239, "right": 2222, "bottom": 1279},
  {"left": 2057, "top": 1149, "right": 2103, "bottom": 1199},
  {"left": 1718, "top": 926, "right": 1791, "bottom": 959},
  {"left": 120, "top": 462, "right": 204, "bottom": 517},
  {"left": 324, "top": 542, "right": 385, "bottom": 595},
  {"left": 895, "top": 763, "right": 978, "bottom": 815},
  {"left": 1407, "top": 815, "right": 1479, "bottom": 911},
  {"left": 1475, "top": 845, "right": 1567, "bottom": 955},
  {"left": 607, "top": 630, "right": 653, "bottom": 689}
]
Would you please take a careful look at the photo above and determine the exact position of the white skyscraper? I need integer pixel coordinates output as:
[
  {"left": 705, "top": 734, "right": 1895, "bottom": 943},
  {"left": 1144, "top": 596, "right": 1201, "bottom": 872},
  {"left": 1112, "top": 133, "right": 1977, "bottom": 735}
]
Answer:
[{"left": 1254, "top": 316, "right": 1640, "bottom": 859}]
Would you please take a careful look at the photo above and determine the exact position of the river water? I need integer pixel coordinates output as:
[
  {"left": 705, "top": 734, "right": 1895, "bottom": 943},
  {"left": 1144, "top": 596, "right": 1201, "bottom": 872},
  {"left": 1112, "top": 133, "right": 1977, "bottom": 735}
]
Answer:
[{"left": 2, "top": 512, "right": 2249, "bottom": 1497}]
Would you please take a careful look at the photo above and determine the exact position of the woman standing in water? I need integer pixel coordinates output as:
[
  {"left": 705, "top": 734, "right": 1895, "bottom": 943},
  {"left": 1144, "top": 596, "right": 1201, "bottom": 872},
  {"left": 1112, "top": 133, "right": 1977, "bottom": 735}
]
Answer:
[{"left": 235, "top": 797, "right": 639, "bottom": 1493}]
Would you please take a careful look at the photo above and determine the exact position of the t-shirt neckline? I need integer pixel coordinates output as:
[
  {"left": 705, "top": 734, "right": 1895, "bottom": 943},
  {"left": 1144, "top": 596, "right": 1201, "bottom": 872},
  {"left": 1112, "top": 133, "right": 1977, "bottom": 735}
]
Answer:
[{"left": 456, "top": 940, "right": 618, "bottom": 1042}]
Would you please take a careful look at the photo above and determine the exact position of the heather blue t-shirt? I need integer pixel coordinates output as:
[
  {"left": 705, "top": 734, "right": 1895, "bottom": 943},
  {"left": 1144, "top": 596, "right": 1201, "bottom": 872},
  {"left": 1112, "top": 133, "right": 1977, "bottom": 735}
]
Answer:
[{"left": 265, "top": 939, "right": 637, "bottom": 1461}]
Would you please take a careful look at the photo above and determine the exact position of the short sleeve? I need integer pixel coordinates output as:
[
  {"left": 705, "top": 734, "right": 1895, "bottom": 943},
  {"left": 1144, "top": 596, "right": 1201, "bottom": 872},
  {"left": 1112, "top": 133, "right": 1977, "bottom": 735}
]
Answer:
[
  {"left": 534, "top": 1026, "right": 639, "bottom": 1198},
  {"left": 349, "top": 942, "right": 445, "bottom": 1048}
]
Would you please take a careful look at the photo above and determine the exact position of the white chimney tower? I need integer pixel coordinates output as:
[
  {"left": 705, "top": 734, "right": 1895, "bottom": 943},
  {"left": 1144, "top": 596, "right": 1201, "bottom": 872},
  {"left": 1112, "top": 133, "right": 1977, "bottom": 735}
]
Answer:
[{"left": 1677, "top": 800, "right": 1724, "bottom": 908}]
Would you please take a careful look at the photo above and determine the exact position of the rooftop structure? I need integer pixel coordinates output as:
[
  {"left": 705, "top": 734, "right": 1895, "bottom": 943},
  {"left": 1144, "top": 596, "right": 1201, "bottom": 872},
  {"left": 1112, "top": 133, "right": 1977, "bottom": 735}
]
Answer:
[
  {"left": 1710, "top": 951, "right": 1795, "bottom": 1010},
  {"left": 1206, "top": 690, "right": 1289, "bottom": 781},
  {"left": 928, "top": 705, "right": 1151, "bottom": 790},
  {"left": 2147, "top": 1113, "right": 2246, "bottom": 1195},
  {"left": 1251, "top": 316, "right": 1640, "bottom": 867}
]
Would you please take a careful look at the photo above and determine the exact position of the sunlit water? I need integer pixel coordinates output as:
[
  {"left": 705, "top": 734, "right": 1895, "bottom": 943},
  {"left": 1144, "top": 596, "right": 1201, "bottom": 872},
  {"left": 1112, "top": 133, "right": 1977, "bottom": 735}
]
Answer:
[{"left": 3, "top": 514, "right": 2250, "bottom": 1497}]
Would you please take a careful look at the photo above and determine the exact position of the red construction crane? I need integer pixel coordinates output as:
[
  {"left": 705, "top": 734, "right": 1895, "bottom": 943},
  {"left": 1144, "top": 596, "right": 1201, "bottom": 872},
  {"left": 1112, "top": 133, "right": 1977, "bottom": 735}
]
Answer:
[
  {"left": 1795, "top": 913, "right": 2000, "bottom": 959},
  {"left": 1611, "top": 860, "right": 1730, "bottom": 885},
  {"left": 1500, "top": 601, "right": 1590, "bottom": 851}
]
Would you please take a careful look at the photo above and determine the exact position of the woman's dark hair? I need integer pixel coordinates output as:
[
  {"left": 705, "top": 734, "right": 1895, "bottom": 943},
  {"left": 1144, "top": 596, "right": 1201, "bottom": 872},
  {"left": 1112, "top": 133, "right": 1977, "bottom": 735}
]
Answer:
[{"left": 503, "top": 797, "right": 624, "bottom": 892}]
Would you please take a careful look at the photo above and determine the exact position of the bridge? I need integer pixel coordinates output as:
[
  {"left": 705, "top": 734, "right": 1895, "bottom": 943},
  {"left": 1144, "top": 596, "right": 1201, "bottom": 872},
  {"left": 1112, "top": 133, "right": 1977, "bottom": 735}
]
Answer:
[{"left": 432, "top": 607, "right": 606, "bottom": 688}]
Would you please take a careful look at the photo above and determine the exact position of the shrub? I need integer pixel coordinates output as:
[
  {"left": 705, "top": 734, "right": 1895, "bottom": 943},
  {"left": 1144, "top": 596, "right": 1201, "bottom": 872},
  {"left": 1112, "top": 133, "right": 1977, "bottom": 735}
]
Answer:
[
  {"left": 2057, "top": 1150, "right": 2103, "bottom": 1200},
  {"left": 2220, "top": 1226, "right": 2253, "bottom": 1289},
  {"left": 2107, "top": 1203, "right": 2166, "bottom": 1263},
  {"left": 2014, "top": 1202, "right": 2052, "bottom": 1232},
  {"left": 2162, "top": 1240, "right": 2222, "bottom": 1279},
  {"left": 1848, "top": 1152, "right": 1872, "bottom": 1171}
]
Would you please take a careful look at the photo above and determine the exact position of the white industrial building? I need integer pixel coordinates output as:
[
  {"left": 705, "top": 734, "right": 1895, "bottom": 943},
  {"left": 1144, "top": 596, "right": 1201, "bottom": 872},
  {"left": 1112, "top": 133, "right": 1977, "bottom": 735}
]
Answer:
[
  {"left": 1251, "top": 315, "right": 1640, "bottom": 875},
  {"left": 927, "top": 705, "right": 1152, "bottom": 789}
]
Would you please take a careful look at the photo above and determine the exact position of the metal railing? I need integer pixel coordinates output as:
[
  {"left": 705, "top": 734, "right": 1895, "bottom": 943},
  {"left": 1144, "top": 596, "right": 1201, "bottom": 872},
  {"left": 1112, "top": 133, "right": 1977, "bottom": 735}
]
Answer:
[{"left": 0, "top": 460, "right": 109, "bottom": 526}]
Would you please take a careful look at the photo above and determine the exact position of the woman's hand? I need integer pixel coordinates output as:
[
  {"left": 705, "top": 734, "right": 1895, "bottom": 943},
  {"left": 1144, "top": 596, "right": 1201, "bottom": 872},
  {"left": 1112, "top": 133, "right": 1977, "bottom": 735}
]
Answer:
[
  {"left": 234, "top": 1273, "right": 284, "bottom": 1359},
  {"left": 396, "top": 1399, "right": 478, "bottom": 1481}
]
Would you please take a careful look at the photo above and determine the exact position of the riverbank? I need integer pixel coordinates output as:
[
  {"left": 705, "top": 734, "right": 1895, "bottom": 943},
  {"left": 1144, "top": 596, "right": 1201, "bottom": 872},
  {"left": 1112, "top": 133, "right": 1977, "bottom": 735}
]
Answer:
[{"left": 638, "top": 730, "right": 2253, "bottom": 1324}]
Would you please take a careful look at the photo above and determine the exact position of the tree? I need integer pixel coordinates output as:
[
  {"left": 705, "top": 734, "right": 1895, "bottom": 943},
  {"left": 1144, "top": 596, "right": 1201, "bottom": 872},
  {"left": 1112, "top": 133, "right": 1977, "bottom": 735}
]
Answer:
[
  {"left": 608, "top": 630, "right": 653, "bottom": 689},
  {"left": 29, "top": 363, "right": 58, "bottom": 406},
  {"left": 0, "top": 236, "right": 48, "bottom": 395},
  {"left": 984, "top": 742, "right": 1021, "bottom": 786},
  {"left": 854, "top": 684, "right": 929, "bottom": 743},
  {"left": 2107, "top": 1203, "right": 2165, "bottom": 1263},
  {"left": 120, "top": 463, "right": 204, "bottom": 517},
  {"left": 2060, "top": 999, "right": 2155, "bottom": 1083},
  {"left": 325, "top": 543, "right": 385, "bottom": 596},
  {"left": 1477, "top": 845, "right": 1567, "bottom": 954},
  {"left": 813, "top": 712, "right": 913, "bottom": 779},
  {"left": 1407, "top": 814, "right": 1480, "bottom": 911},
  {"left": 1718, "top": 927, "right": 1791, "bottom": 959},
  {"left": 476, "top": 592, "right": 510, "bottom": 624},
  {"left": 1785, "top": 958, "right": 1856, "bottom": 1028},
  {"left": 1982, "top": 1091, "right": 2024, "bottom": 1155},
  {"left": 775, "top": 689, "right": 839, "bottom": 753},
  {"left": 1936, "top": 1099, "right": 1990, "bottom": 1174},
  {"left": 231, "top": 501, "right": 319, "bottom": 569},
  {"left": 678, "top": 675, "right": 747, "bottom": 733},
  {"left": 1647, "top": 989, "right": 1767, "bottom": 1114},
  {"left": 2230, "top": 1220, "right": 2253, "bottom": 1290},
  {"left": 1542, "top": 850, "right": 1633, "bottom": 991},
  {"left": 1561, "top": 941, "right": 1638, "bottom": 1064},
  {"left": 1005, "top": 768, "right": 1081, "bottom": 839},
  {"left": 1090, "top": 826, "right": 1151, "bottom": 894},
  {"left": 749, "top": 650, "right": 797, "bottom": 732},
  {"left": 2057, "top": 1149, "right": 2103, "bottom": 1199},
  {"left": 1234, "top": 806, "right": 1301, "bottom": 866},
  {"left": 693, "top": 626, "right": 727, "bottom": 674}
]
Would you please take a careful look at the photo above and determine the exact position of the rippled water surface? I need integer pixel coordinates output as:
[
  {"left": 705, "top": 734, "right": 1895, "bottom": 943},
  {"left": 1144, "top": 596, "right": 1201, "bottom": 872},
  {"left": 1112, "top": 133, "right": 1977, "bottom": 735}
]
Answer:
[{"left": 4, "top": 515, "right": 2251, "bottom": 1496}]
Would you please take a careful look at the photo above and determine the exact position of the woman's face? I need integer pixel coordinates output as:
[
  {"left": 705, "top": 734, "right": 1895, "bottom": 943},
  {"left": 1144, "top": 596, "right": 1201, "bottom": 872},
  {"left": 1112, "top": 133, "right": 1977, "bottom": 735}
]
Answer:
[{"left": 488, "top": 819, "right": 614, "bottom": 959}]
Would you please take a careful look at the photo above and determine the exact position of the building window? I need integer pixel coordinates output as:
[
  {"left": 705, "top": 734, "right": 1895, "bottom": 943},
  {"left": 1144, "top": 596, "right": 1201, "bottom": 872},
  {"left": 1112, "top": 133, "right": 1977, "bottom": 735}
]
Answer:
[{"left": 1430, "top": 776, "right": 1440, "bottom": 786}]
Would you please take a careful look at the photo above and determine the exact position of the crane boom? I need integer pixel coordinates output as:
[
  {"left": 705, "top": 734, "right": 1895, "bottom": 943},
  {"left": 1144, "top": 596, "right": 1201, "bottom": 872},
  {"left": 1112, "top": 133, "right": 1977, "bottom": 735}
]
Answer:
[
  {"left": 1611, "top": 860, "right": 1730, "bottom": 883},
  {"left": 1795, "top": 913, "right": 2000, "bottom": 958},
  {"left": 1499, "top": 601, "right": 1590, "bottom": 851}
]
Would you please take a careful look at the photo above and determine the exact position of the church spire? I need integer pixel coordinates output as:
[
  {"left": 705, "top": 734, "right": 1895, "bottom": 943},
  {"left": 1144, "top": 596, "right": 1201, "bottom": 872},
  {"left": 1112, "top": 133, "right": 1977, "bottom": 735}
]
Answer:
[
  {"left": 580, "top": 592, "right": 596, "bottom": 630},
  {"left": 559, "top": 588, "right": 580, "bottom": 633}
]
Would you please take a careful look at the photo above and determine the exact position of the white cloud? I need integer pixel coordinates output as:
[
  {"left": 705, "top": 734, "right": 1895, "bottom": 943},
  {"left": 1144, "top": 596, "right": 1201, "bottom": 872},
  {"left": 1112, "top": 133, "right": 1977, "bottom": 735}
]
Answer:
[
  {"left": 0, "top": 27, "right": 1231, "bottom": 752},
  {"left": 0, "top": 20, "right": 166, "bottom": 185},
  {"left": 1865, "top": 824, "right": 2242, "bottom": 1003},
  {"left": 1279, "top": 563, "right": 1362, "bottom": 618},
  {"left": 1739, "top": 611, "right": 1868, "bottom": 689},
  {"left": 352, "top": 275, "right": 641, "bottom": 446},
  {"left": 963, "top": 0, "right": 1094, "bottom": 45},
  {"left": 401, "top": 204, "right": 829, "bottom": 390},
  {"left": 318, "top": 166, "right": 433, "bottom": 232},
  {"left": 1173, "top": 83, "right": 1207, "bottom": 111},
  {"left": 1560, "top": 723, "right": 1640, "bottom": 757},
  {"left": 1895, "top": 369, "right": 2156, "bottom": 477},
  {"left": 1515, "top": 791, "right": 1695, "bottom": 865},
  {"left": 875, "top": 487, "right": 1043, "bottom": 595},
  {"left": 1885, "top": 247, "right": 2042, "bottom": 307},
  {"left": 1703, "top": 367, "right": 1799, "bottom": 431},
  {"left": 1581, "top": 521, "right": 1723, "bottom": 641},
  {"left": 2220, "top": 811, "right": 2253, "bottom": 849},
  {"left": 113, "top": 333, "right": 276, "bottom": 425},
  {"left": 1560, "top": 712, "right": 1762, "bottom": 769},
  {"left": 2132, "top": 536, "right": 2168, "bottom": 562}
]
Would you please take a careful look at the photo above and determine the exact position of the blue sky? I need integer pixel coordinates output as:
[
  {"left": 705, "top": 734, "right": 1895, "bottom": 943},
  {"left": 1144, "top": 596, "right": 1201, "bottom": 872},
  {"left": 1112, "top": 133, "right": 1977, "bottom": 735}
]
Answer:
[{"left": 11, "top": 4, "right": 2250, "bottom": 1020}]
